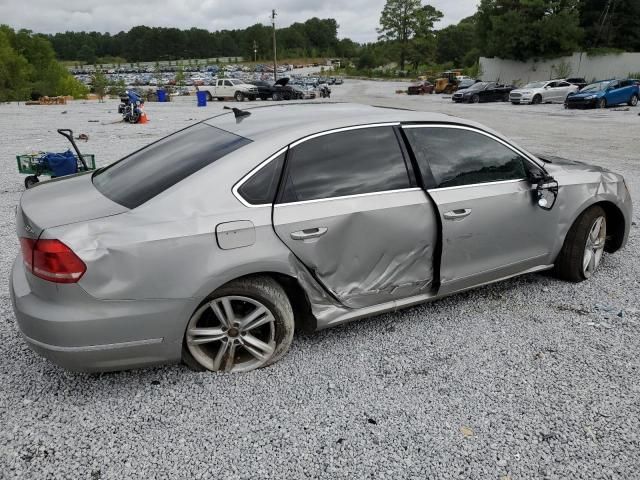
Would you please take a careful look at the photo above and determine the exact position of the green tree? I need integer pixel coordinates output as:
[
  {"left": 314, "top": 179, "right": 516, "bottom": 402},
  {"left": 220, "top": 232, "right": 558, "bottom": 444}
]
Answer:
[
  {"left": 0, "top": 29, "right": 32, "bottom": 101},
  {"left": 78, "top": 43, "right": 97, "bottom": 64},
  {"left": 579, "top": 0, "right": 640, "bottom": 51},
  {"left": 378, "top": 0, "right": 440, "bottom": 70},
  {"left": 92, "top": 70, "right": 108, "bottom": 101},
  {"left": 436, "top": 16, "right": 478, "bottom": 66},
  {"left": 477, "top": 0, "right": 583, "bottom": 61}
]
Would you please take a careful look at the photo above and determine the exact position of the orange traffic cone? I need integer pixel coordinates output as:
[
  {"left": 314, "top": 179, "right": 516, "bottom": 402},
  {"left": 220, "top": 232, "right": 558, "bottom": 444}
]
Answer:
[{"left": 138, "top": 111, "right": 148, "bottom": 124}]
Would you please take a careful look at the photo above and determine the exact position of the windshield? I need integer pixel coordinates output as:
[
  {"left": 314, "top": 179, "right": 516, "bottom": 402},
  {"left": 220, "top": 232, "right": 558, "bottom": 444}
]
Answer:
[
  {"left": 523, "top": 82, "right": 546, "bottom": 89},
  {"left": 93, "top": 123, "right": 251, "bottom": 209},
  {"left": 581, "top": 81, "right": 611, "bottom": 92},
  {"left": 467, "top": 82, "right": 487, "bottom": 91}
]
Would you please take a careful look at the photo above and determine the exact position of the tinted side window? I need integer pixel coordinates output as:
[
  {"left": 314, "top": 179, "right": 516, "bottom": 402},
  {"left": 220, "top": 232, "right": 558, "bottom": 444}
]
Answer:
[
  {"left": 279, "top": 127, "right": 410, "bottom": 203},
  {"left": 404, "top": 127, "right": 527, "bottom": 189},
  {"left": 237, "top": 152, "right": 285, "bottom": 205},
  {"left": 93, "top": 124, "right": 251, "bottom": 209}
]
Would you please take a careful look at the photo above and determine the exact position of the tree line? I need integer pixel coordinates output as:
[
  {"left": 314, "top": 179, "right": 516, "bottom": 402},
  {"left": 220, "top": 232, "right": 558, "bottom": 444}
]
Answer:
[
  {"left": 371, "top": 0, "right": 640, "bottom": 75},
  {"left": 48, "top": 18, "right": 358, "bottom": 65}
]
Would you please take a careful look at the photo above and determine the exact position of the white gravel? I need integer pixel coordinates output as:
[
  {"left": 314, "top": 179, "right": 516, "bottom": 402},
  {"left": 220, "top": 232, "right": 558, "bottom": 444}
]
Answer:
[{"left": 1, "top": 82, "right": 639, "bottom": 479}]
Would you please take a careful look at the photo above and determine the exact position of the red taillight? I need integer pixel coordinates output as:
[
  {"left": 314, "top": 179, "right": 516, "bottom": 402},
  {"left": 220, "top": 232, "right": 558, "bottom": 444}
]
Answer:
[{"left": 19, "top": 237, "right": 86, "bottom": 283}]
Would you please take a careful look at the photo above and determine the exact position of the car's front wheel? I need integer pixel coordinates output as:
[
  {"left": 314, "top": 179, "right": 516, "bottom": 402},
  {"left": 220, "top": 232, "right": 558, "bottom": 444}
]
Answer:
[
  {"left": 234, "top": 91, "right": 245, "bottom": 102},
  {"left": 554, "top": 205, "right": 607, "bottom": 282},
  {"left": 471, "top": 94, "right": 480, "bottom": 103},
  {"left": 183, "top": 276, "right": 294, "bottom": 373},
  {"left": 597, "top": 98, "right": 607, "bottom": 109}
]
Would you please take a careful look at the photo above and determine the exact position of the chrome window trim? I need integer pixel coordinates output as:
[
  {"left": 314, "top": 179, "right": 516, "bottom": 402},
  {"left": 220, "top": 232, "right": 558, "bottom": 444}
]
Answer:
[
  {"left": 289, "top": 122, "right": 400, "bottom": 148},
  {"left": 275, "top": 187, "right": 423, "bottom": 208},
  {"left": 233, "top": 123, "right": 401, "bottom": 207},
  {"left": 427, "top": 178, "right": 527, "bottom": 193}
]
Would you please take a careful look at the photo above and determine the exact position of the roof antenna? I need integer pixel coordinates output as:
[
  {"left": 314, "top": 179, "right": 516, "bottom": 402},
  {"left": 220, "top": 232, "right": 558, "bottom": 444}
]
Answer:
[{"left": 224, "top": 106, "right": 251, "bottom": 123}]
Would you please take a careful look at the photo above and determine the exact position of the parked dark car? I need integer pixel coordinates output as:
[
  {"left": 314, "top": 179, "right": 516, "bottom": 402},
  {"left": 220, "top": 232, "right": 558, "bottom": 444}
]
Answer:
[
  {"left": 407, "top": 81, "right": 434, "bottom": 95},
  {"left": 250, "top": 81, "right": 274, "bottom": 101},
  {"left": 565, "top": 77, "right": 587, "bottom": 90},
  {"left": 272, "top": 77, "right": 303, "bottom": 101},
  {"left": 452, "top": 82, "right": 514, "bottom": 103},
  {"left": 565, "top": 79, "right": 639, "bottom": 109}
]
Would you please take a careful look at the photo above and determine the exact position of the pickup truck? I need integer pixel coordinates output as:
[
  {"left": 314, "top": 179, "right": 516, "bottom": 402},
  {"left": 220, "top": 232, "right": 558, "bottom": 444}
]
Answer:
[{"left": 199, "top": 78, "right": 259, "bottom": 102}]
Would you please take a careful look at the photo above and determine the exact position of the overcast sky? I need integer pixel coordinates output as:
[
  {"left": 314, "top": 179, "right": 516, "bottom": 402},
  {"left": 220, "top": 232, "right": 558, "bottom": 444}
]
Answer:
[{"left": 1, "top": 0, "right": 478, "bottom": 42}]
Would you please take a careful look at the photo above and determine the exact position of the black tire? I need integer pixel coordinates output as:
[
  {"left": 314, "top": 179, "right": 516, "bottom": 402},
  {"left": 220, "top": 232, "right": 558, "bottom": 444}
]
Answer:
[
  {"left": 511, "top": 101, "right": 519, "bottom": 105},
  {"left": 554, "top": 205, "right": 607, "bottom": 282},
  {"left": 206, "top": 92, "right": 213, "bottom": 102},
  {"left": 597, "top": 98, "right": 607, "bottom": 109},
  {"left": 471, "top": 94, "right": 480, "bottom": 104},
  {"left": 272, "top": 92, "right": 281, "bottom": 101},
  {"left": 532, "top": 94, "right": 542, "bottom": 105},
  {"left": 502, "top": 93, "right": 509, "bottom": 102},
  {"left": 182, "top": 276, "right": 295, "bottom": 372},
  {"left": 234, "top": 91, "right": 245, "bottom": 102},
  {"left": 24, "top": 175, "right": 39, "bottom": 189},
  {"left": 628, "top": 94, "right": 638, "bottom": 107}
]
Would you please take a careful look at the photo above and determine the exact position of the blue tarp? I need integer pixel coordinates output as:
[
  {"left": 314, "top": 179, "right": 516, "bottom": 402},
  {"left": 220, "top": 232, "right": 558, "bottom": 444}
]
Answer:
[{"left": 41, "top": 150, "right": 78, "bottom": 177}]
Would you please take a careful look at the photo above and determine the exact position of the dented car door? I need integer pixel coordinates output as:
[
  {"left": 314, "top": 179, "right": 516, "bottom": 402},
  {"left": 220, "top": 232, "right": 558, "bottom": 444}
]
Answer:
[
  {"left": 272, "top": 125, "right": 438, "bottom": 309},
  {"left": 403, "top": 125, "right": 558, "bottom": 295}
]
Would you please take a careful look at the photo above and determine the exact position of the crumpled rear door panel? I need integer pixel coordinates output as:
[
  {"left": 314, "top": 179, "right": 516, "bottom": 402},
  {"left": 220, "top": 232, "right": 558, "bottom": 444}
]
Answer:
[{"left": 273, "top": 189, "right": 437, "bottom": 309}]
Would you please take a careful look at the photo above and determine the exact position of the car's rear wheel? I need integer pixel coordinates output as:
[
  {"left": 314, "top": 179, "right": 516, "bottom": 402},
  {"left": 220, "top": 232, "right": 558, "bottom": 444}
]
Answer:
[
  {"left": 24, "top": 175, "right": 39, "bottom": 189},
  {"left": 532, "top": 94, "right": 542, "bottom": 105},
  {"left": 628, "top": 94, "right": 638, "bottom": 106},
  {"left": 597, "top": 98, "right": 607, "bottom": 109},
  {"left": 502, "top": 93, "right": 509, "bottom": 102},
  {"left": 183, "top": 276, "right": 294, "bottom": 373},
  {"left": 206, "top": 92, "right": 213, "bottom": 102},
  {"left": 554, "top": 206, "right": 607, "bottom": 282}
]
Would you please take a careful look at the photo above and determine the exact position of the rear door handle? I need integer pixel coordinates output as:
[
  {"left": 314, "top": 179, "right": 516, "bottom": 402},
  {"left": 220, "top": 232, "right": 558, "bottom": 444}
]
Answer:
[
  {"left": 290, "top": 227, "right": 328, "bottom": 240},
  {"left": 443, "top": 208, "right": 472, "bottom": 220}
]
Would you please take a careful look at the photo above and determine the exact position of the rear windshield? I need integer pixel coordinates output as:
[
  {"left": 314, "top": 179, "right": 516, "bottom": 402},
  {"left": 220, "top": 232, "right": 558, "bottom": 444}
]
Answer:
[{"left": 93, "top": 123, "right": 251, "bottom": 209}]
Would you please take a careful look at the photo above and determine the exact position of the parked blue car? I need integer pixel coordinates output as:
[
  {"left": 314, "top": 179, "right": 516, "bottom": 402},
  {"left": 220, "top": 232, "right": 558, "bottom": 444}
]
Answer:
[{"left": 565, "top": 79, "right": 639, "bottom": 109}]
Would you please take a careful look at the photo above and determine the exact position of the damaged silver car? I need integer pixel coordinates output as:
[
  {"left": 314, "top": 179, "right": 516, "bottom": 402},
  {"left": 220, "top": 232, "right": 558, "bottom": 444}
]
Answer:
[{"left": 11, "top": 103, "right": 632, "bottom": 373}]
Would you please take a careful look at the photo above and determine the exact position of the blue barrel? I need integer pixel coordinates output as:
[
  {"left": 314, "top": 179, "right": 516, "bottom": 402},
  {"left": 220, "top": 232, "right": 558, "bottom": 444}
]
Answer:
[
  {"left": 157, "top": 89, "right": 167, "bottom": 102},
  {"left": 196, "top": 91, "right": 207, "bottom": 107}
]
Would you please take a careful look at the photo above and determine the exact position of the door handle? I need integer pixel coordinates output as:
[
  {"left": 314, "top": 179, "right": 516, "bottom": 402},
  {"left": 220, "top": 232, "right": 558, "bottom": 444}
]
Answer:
[
  {"left": 443, "top": 208, "right": 472, "bottom": 220},
  {"left": 290, "top": 227, "right": 328, "bottom": 240}
]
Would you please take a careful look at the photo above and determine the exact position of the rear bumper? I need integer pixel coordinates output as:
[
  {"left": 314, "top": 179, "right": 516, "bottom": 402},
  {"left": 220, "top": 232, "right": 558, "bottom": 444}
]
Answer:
[{"left": 10, "top": 257, "right": 196, "bottom": 372}]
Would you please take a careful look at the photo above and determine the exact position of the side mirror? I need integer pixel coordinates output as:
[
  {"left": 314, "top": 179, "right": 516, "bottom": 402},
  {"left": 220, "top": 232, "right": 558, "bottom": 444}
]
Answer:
[{"left": 530, "top": 171, "right": 559, "bottom": 210}]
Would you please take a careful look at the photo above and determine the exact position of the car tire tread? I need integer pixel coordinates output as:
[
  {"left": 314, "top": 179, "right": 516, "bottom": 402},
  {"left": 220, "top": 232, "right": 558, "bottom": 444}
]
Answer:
[{"left": 554, "top": 205, "right": 606, "bottom": 282}]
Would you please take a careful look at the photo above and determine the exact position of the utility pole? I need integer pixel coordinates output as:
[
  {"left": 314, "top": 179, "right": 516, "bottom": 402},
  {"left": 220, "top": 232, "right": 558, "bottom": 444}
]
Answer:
[
  {"left": 271, "top": 9, "right": 278, "bottom": 82},
  {"left": 253, "top": 40, "right": 258, "bottom": 63}
]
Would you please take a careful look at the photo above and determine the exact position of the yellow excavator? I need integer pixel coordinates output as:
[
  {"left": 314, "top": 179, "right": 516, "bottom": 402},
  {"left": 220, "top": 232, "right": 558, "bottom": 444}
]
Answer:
[{"left": 435, "top": 70, "right": 463, "bottom": 94}]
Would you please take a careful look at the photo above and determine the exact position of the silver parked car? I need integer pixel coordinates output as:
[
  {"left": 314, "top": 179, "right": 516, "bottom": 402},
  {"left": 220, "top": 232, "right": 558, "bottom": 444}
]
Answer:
[
  {"left": 510, "top": 79, "right": 579, "bottom": 105},
  {"left": 11, "top": 104, "right": 632, "bottom": 373}
]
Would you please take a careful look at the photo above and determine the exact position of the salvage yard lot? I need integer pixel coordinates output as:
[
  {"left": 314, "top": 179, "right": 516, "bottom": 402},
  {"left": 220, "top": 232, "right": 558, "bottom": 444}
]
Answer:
[{"left": 1, "top": 80, "right": 639, "bottom": 479}]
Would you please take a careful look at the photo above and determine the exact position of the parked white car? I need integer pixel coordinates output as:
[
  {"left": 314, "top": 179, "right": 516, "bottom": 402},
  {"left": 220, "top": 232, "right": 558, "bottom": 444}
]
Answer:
[
  {"left": 510, "top": 79, "right": 579, "bottom": 105},
  {"left": 199, "top": 78, "right": 259, "bottom": 102}
]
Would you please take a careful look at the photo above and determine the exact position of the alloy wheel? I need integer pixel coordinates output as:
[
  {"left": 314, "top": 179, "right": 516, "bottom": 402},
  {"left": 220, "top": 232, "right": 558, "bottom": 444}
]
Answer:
[
  {"left": 186, "top": 296, "right": 276, "bottom": 372},
  {"left": 583, "top": 216, "right": 606, "bottom": 278}
]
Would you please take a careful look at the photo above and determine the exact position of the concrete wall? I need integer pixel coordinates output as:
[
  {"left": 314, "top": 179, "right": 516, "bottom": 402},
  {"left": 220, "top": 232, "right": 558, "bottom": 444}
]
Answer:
[{"left": 479, "top": 52, "right": 640, "bottom": 86}]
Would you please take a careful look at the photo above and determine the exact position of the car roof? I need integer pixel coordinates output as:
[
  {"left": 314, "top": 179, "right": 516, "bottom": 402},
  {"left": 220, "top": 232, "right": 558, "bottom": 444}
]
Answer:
[{"left": 203, "top": 103, "right": 457, "bottom": 145}]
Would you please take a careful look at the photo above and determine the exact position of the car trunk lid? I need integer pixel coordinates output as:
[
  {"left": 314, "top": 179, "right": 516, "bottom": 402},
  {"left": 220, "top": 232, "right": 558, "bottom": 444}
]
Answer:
[{"left": 17, "top": 172, "right": 129, "bottom": 238}]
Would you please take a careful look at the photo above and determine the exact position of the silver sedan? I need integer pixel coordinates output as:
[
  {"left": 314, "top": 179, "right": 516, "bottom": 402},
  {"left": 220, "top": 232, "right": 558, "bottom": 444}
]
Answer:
[{"left": 10, "top": 103, "right": 632, "bottom": 373}]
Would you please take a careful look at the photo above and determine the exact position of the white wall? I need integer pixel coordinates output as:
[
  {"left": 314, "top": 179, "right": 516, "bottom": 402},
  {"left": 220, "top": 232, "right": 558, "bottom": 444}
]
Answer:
[{"left": 479, "top": 52, "right": 640, "bottom": 85}]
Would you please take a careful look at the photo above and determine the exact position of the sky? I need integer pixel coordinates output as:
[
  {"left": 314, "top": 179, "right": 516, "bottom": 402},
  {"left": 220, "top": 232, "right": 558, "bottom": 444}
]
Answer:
[{"left": 0, "top": 0, "right": 478, "bottom": 43}]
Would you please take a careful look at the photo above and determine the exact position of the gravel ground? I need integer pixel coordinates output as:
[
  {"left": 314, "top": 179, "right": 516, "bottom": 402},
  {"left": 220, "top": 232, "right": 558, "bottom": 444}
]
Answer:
[{"left": 1, "top": 82, "right": 639, "bottom": 479}]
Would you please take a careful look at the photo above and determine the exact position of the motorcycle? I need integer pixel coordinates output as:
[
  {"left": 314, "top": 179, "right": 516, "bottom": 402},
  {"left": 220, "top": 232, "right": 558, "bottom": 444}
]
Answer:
[
  {"left": 319, "top": 84, "right": 332, "bottom": 98},
  {"left": 118, "top": 90, "right": 144, "bottom": 123}
]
